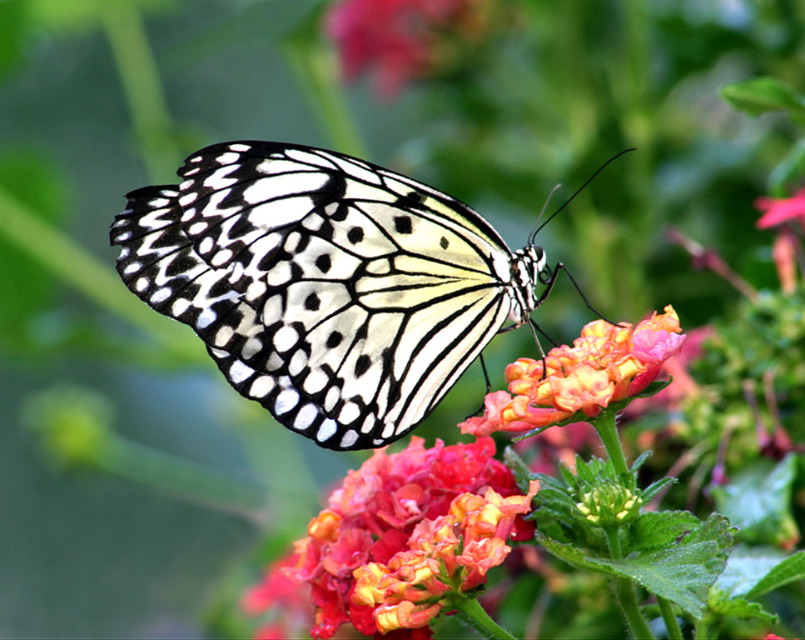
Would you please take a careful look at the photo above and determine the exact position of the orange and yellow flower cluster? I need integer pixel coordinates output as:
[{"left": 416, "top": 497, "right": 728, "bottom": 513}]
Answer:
[
  {"left": 460, "top": 306, "right": 686, "bottom": 437},
  {"left": 353, "top": 482, "right": 538, "bottom": 633}
]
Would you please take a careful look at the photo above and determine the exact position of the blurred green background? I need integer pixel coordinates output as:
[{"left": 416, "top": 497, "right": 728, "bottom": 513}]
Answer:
[{"left": 1, "top": 0, "right": 802, "bottom": 637}]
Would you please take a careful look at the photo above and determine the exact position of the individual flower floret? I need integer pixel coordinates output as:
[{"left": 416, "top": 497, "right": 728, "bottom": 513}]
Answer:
[
  {"left": 352, "top": 482, "right": 539, "bottom": 634},
  {"left": 459, "top": 306, "right": 686, "bottom": 437}
]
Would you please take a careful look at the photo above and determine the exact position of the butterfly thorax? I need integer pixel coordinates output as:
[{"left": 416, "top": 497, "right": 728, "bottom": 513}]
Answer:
[{"left": 507, "top": 245, "right": 547, "bottom": 325}]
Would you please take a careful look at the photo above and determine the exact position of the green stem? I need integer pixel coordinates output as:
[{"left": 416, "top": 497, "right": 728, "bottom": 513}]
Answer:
[
  {"left": 282, "top": 20, "right": 366, "bottom": 157},
  {"left": 693, "top": 618, "right": 711, "bottom": 640},
  {"left": 101, "top": 0, "right": 180, "bottom": 181},
  {"left": 657, "top": 596, "right": 683, "bottom": 640},
  {"left": 99, "top": 433, "right": 270, "bottom": 525},
  {"left": 614, "top": 577, "right": 655, "bottom": 640},
  {"left": 0, "top": 188, "right": 200, "bottom": 362},
  {"left": 593, "top": 409, "right": 630, "bottom": 476},
  {"left": 604, "top": 526, "right": 654, "bottom": 639},
  {"left": 454, "top": 597, "right": 517, "bottom": 640}
]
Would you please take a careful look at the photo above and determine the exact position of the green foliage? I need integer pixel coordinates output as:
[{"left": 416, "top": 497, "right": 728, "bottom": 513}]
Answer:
[
  {"left": 0, "top": 151, "right": 66, "bottom": 343},
  {"left": 24, "top": 0, "right": 176, "bottom": 33},
  {"left": 525, "top": 452, "right": 733, "bottom": 622},
  {"left": 721, "top": 77, "right": 805, "bottom": 121},
  {"left": 712, "top": 455, "right": 800, "bottom": 548}
]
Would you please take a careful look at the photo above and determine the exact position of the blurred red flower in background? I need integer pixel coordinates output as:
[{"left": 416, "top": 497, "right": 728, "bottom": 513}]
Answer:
[{"left": 326, "top": 0, "right": 498, "bottom": 97}]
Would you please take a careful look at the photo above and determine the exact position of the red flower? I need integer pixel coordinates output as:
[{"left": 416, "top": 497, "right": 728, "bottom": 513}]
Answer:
[
  {"left": 755, "top": 189, "right": 805, "bottom": 292},
  {"left": 755, "top": 188, "right": 805, "bottom": 229},
  {"left": 244, "top": 437, "right": 525, "bottom": 639},
  {"left": 459, "top": 306, "right": 686, "bottom": 437},
  {"left": 326, "top": 0, "right": 497, "bottom": 98},
  {"left": 241, "top": 552, "right": 314, "bottom": 639}
]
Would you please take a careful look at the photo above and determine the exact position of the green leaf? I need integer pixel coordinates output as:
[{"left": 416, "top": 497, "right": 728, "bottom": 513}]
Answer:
[
  {"left": 628, "top": 510, "right": 701, "bottom": 552},
  {"left": 720, "top": 77, "right": 805, "bottom": 119},
  {"left": 746, "top": 550, "right": 805, "bottom": 598},
  {"left": 715, "top": 545, "right": 789, "bottom": 597},
  {"left": 538, "top": 514, "right": 733, "bottom": 619},
  {"left": 535, "top": 532, "right": 623, "bottom": 577},
  {"left": 707, "top": 589, "right": 778, "bottom": 625},
  {"left": 640, "top": 476, "right": 676, "bottom": 503},
  {"left": 503, "top": 446, "right": 535, "bottom": 494},
  {"left": 768, "top": 138, "right": 805, "bottom": 194},
  {"left": 711, "top": 455, "right": 799, "bottom": 547}
]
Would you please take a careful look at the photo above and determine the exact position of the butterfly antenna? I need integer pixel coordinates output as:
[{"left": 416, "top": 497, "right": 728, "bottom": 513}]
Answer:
[{"left": 528, "top": 148, "right": 637, "bottom": 244}]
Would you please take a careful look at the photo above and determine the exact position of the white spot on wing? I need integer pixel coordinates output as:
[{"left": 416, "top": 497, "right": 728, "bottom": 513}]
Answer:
[
  {"left": 274, "top": 388, "right": 299, "bottom": 415},
  {"left": 338, "top": 402, "right": 361, "bottom": 425},
  {"left": 316, "top": 418, "right": 337, "bottom": 441},
  {"left": 339, "top": 430, "right": 358, "bottom": 449},
  {"left": 249, "top": 375, "right": 274, "bottom": 398},
  {"left": 211, "top": 248, "right": 233, "bottom": 267},
  {"left": 294, "top": 404, "right": 318, "bottom": 432},
  {"left": 171, "top": 299, "right": 191, "bottom": 317},
  {"left": 150, "top": 287, "right": 172, "bottom": 304},
  {"left": 288, "top": 350, "right": 308, "bottom": 377},
  {"left": 324, "top": 387, "right": 340, "bottom": 412},
  {"left": 228, "top": 359, "right": 253, "bottom": 384},
  {"left": 273, "top": 325, "right": 298, "bottom": 352},
  {"left": 303, "top": 370, "right": 328, "bottom": 394},
  {"left": 242, "top": 336, "right": 262, "bottom": 359},
  {"left": 196, "top": 308, "right": 217, "bottom": 329}
]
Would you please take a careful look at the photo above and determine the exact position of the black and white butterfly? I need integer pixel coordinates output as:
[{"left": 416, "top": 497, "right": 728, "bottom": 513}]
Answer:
[{"left": 110, "top": 141, "right": 554, "bottom": 450}]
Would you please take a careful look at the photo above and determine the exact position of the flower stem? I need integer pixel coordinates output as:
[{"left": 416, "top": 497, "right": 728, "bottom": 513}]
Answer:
[
  {"left": 604, "top": 526, "right": 655, "bottom": 639},
  {"left": 657, "top": 596, "right": 683, "bottom": 640},
  {"left": 282, "top": 20, "right": 366, "bottom": 158},
  {"left": 101, "top": 0, "right": 180, "bottom": 181},
  {"left": 613, "top": 577, "right": 655, "bottom": 640},
  {"left": 454, "top": 597, "right": 517, "bottom": 640},
  {"left": 593, "top": 409, "right": 630, "bottom": 476},
  {"left": 0, "top": 188, "right": 197, "bottom": 355}
]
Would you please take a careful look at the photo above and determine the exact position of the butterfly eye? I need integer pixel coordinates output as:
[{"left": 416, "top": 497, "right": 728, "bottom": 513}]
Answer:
[{"left": 111, "top": 141, "right": 549, "bottom": 450}]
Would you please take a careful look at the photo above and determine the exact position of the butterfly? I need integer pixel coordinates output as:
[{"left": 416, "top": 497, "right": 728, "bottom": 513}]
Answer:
[{"left": 110, "top": 141, "right": 553, "bottom": 450}]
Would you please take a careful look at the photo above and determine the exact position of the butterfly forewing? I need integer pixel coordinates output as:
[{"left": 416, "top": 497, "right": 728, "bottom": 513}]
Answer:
[{"left": 111, "top": 141, "right": 529, "bottom": 450}]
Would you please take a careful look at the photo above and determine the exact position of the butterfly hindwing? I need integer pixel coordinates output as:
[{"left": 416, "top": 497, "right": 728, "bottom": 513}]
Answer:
[{"left": 111, "top": 142, "right": 523, "bottom": 450}]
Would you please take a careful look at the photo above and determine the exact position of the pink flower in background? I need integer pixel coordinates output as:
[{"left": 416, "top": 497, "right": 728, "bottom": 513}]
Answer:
[
  {"left": 326, "top": 0, "right": 496, "bottom": 97},
  {"left": 755, "top": 189, "right": 805, "bottom": 293},
  {"left": 755, "top": 188, "right": 805, "bottom": 229}
]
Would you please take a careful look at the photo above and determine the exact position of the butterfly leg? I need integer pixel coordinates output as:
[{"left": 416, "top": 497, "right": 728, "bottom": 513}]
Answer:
[
  {"left": 539, "top": 262, "right": 622, "bottom": 326},
  {"left": 463, "top": 354, "right": 493, "bottom": 420}
]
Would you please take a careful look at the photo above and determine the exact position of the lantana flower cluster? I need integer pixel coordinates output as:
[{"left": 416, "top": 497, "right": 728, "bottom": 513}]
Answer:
[
  {"left": 242, "top": 437, "right": 536, "bottom": 638},
  {"left": 460, "top": 306, "right": 686, "bottom": 437},
  {"left": 353, "top": 481, "right": 539, "bottom": 633}
]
